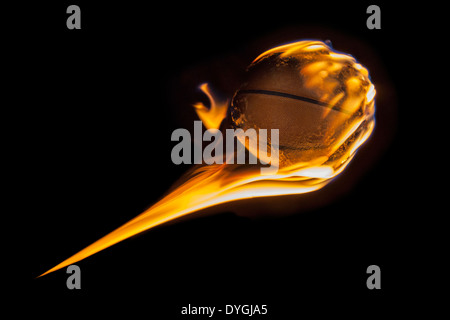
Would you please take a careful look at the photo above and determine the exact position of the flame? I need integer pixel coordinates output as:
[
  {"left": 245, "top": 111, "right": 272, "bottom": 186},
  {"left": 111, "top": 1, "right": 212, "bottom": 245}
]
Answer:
[
  {"left": 39, "top": 40, "right": 375, "bottom": 277},
  {"left": 193, "top": 83, "right": 228, "bottom": 130}
]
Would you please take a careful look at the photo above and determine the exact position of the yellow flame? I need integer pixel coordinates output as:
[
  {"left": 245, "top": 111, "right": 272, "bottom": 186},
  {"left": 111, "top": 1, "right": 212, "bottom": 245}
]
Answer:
[
  {"left": 39, "top": 41, "right": 375, "bottom": 277},
  {"left": 366, "top": 84, "right": 376, "bottom": 103},
  {"left": 193, "top": 83, "right": 228, "bottom": 130}
]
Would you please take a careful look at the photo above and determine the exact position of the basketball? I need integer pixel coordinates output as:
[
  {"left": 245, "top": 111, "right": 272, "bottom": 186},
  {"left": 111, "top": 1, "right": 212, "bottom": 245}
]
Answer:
[{"left": 231, "top": 40, "right": 376, "bottom": 168}]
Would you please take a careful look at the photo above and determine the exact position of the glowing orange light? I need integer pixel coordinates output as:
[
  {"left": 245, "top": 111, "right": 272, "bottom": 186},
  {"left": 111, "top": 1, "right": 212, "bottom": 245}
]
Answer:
[
  {"left": 193, "top": 83, "right": 228, "bottom": 130},
  {"left": 39, "top": 40, "right": 375, "bottom": 277}
]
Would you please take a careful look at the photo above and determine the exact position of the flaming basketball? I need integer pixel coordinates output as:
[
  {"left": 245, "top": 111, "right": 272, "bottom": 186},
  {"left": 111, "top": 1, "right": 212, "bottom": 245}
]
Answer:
[
  {"left": 231, "top": 40, "right": 375, "bottom": 168},
  {"left": 39, "top": 40, "right": 375, "bottom": 277}
]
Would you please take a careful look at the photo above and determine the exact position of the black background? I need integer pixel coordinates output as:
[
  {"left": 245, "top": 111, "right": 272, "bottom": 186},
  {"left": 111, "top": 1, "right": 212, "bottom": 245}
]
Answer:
[{"left": 9, "top": 0, "right": 442, "bottom": 318}]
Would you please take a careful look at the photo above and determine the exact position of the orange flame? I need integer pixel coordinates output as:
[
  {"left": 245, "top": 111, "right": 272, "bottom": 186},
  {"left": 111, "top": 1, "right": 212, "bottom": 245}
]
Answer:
[
  {"left": 193, "top": 83, "right": 228, "bottom": 130},
  {"left": 39, "top": 41, "right": 375, "bottom": 277}
]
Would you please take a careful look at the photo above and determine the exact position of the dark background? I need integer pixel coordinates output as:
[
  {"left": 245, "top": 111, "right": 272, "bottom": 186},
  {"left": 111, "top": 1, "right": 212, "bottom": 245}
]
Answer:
[{"left": 9, "top": 0, "right": 441, "bottom": 317}]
